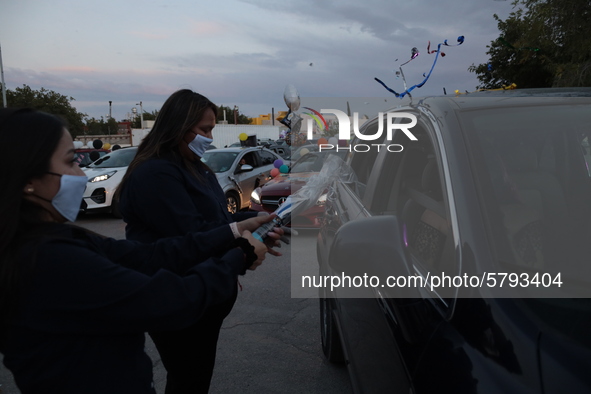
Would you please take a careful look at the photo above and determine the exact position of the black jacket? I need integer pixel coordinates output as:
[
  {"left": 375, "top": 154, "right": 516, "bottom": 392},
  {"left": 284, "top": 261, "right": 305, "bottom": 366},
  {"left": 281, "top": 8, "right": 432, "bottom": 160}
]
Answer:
[
  {"left": 1, "top": 224, "right": 247, "bottom": 394},
  {"left": 120, "top": 156, "right": 256, "bottom": 242}
]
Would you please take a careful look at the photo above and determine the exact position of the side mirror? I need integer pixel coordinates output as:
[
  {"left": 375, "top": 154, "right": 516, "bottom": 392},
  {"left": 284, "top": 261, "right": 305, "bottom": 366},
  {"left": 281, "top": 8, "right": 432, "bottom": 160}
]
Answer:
[
  {"left": 238, "top": 164, "right": 254, "bottom": 173},
  {"left": 329, "top": 215, "right": 414, "bottom": 296}
]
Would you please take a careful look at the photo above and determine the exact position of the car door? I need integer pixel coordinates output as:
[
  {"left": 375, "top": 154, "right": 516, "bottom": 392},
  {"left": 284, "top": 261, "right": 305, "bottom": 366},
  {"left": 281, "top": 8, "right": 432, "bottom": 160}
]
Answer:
[
  {"left": 319, "top": 117, "right": 413, "bottom": 393},
  {"left": 233, "top": 150, "right": 276, "bottom": 206},
  {"left": 327, "top": 112, "right": 460, "bottom": 392}
]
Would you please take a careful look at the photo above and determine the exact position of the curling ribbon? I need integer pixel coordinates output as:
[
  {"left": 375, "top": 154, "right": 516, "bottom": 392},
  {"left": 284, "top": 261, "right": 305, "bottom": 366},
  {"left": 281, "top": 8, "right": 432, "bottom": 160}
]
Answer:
[{"left": 375, "top": 35, "right": 465, "bottom": 98}]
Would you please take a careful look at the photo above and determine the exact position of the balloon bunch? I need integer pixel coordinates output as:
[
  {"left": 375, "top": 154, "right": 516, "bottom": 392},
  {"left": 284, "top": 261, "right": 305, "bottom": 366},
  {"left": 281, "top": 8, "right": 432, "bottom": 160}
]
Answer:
[
  {"left": 269, "top": 158, "right": 289, "bottom": 178},
  {"left": 375, "top": 35, "right": 465, "bottom": 99}
]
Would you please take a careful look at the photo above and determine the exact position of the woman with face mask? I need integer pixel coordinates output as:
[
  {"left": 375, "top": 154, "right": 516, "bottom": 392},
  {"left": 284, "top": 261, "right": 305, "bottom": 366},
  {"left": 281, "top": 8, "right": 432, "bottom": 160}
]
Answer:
[
  {"left": 116, "top": 89, "right": 284, "bottom": 393},
  {"left": 0, "top": 108, "right": 279, "bottom": 394}
]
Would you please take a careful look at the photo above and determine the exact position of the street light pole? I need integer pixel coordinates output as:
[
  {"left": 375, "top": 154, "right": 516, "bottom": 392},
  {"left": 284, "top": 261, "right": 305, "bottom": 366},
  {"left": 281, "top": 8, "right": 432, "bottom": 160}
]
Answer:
[
  {"left": 0, "top": 42, "right": 7, "bottom": 108},
  {"left": 136, "top": 101, "right": 144, "bottom": 128}
]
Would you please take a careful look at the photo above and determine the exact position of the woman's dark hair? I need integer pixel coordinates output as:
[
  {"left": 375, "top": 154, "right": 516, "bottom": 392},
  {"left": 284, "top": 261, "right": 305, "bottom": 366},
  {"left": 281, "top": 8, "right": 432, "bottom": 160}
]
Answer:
[
  {"left": 0, "top": 108, "right": 67, "bottom": 340},
  {"left": 117, "top": 89, "right": 217, "bottom": 197}
]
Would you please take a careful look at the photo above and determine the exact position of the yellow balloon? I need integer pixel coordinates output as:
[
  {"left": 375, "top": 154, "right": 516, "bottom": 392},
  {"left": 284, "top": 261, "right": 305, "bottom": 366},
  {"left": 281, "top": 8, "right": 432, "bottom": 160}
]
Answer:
[
  {"left": 300, "top": 148, "right": 309, "bottom": 156},
  {"left": 239, "top": 133, "right": 248, "bottom": 141},
  {"left": 103, "top": 143, "right": 111, "bottom": 150}
]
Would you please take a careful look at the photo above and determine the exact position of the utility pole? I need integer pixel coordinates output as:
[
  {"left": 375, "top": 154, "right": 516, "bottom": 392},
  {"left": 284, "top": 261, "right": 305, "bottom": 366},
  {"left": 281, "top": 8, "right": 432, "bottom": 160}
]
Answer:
[
  {"left": 0, "top": 42, "right": 7, "bottom": 108},
  {"left": 136, "top": 101, "right": 144, "bottom": 128}
]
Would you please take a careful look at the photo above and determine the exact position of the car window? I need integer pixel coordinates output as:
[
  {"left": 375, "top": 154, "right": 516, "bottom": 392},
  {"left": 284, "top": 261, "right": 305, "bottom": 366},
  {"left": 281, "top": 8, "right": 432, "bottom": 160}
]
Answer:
[
  {"left": 348, "top": 119, "right": 389, "bottom": 198},
  {"left": 88, "top": 148, "right": 137, "bottom": 168},
  {"left": 368, "top": 120, "right": 456, "bottom": 306},
  {"left": 201, "top": 151, "right": 239, "bottom": 172},
  {"left": 241, "top": 152, "right": 258, "bottom": 168},
  {"left": 258, "top": 150, "right": 277, "bottom": 166},
  {"left": 463, "top": 103, "right": 591, "bottom": 276}
]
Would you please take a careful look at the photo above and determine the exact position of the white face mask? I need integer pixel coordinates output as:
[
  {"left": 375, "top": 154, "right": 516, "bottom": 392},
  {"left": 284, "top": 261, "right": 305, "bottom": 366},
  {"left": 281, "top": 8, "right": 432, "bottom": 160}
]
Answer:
[
  {"left": 38, "top": 172, "right": 88, "bottom": 222},
  {"left": 188, "top": 134, "right": 213, "bottom": 157}
]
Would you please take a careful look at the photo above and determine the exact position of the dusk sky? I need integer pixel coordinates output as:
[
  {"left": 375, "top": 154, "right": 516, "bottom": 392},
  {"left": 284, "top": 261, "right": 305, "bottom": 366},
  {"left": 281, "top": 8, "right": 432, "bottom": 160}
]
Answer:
[{"left": 1, "top": 0, "right": 515, "bottom": 121}]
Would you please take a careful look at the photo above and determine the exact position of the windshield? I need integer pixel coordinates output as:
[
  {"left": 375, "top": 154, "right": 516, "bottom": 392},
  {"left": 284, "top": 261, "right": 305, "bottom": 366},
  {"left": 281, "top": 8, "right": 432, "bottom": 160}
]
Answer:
[
  {"left": 291, "top": 151, "right": 348, "bottom": 173},
  {"left": 201, "top": 151, "right": 239, "bottom": 173},
  {"left": 290, "top": 145, "right": 319, "bottom": 162},
  {"left": 461, "top": 99, "right": 591, "bottom": 296},
  {"left": 88, "top": 148, "right": 137, "bottom": 168},
  {"left": 74, "top": 151, "right": 107, "bottom": 167}
]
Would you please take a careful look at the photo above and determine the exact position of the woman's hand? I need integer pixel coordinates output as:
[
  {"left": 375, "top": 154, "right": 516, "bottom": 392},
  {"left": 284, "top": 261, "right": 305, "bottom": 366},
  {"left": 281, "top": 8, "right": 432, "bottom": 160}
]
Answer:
[
  {"left": 236, "top": 213, "right": 290, "bottom": 247},
  {"left": 241, "top": 231, "right": 267, "bottom": 270},
  {"left": 236, "top": 214, "right": 286, "bottom": 256},
  {"left": 236, "top": 213, "right": 276, "bottom": 233}
]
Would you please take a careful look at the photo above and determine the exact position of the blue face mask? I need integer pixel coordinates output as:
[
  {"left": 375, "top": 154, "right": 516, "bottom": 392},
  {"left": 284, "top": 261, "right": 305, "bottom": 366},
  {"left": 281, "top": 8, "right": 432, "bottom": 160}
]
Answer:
[
  {"left": 188, "top": 134, "right": 213, "bottom": 157},
  {"left": 41, "top": 172, "right": 88, "bottom": 222}
]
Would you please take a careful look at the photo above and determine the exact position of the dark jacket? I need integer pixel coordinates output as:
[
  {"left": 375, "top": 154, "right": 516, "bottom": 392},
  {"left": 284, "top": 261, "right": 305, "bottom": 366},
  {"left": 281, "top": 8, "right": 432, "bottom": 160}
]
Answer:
[
  {"left": 120, "top": 155, "right": 256, "bottom": 242},
  {"left": 0, "top": 224, "right": 247, "bottom": 394}
]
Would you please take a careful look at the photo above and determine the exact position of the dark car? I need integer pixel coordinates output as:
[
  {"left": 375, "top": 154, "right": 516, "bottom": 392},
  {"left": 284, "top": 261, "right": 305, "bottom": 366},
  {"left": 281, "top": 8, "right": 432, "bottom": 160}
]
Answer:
[
  {"left": 316, "top": 88, "right": 591, "bottom": 393},
  {"left": 250, "top": 150, "right": 348, "bottom": 228}
]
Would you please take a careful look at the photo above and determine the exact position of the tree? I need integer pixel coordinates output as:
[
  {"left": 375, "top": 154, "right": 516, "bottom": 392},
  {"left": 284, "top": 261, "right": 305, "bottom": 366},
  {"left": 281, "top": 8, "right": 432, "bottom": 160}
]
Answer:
[
  {"left": 469, "top": 0, "right": 591, "bottom": 89},
  {"left": 6, "top": 85, "right": 87, "bottom": 136},
  {"left": 131, "top": 109, "right": 158, "bottom": 128},
  {"left": 85, "top": 117, "right": 120, "bottom": 135},
  {"left": 216, "top": 105, "right": 251, "bottom": 124}
]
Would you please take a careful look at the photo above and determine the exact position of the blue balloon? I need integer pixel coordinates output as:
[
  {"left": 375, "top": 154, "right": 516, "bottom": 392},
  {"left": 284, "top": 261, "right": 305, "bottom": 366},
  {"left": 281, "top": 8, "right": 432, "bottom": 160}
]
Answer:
[
  {"left": 279, "top": 164, "right": 289, "bottom": 173},
  {"left": 274, "top": 159, "right": 283, "bottom": 168}
]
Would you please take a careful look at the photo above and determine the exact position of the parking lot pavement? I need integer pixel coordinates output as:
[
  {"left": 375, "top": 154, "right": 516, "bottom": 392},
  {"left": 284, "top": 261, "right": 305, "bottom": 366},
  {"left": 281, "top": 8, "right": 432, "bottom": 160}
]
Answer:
[{"left": 1, "top": 216, "right": 351, "bottom": 394}]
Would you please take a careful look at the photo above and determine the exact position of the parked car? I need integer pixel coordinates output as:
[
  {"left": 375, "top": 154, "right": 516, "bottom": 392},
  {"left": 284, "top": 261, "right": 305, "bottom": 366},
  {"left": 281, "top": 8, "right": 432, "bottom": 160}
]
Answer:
[
  {"left": 265, "top": 144, "right": 291, "bottom": 162},
  {"left": 316, "top": 88, "right": 591, "bottom": 393},
  {"left": 81, "top": 146, "right": 138, "bottom": 217},
  {"left": 250, "top": 150, "right": 347, "bottom": 228},
  {"left": 74, "top": 148, "right": 109, "bottom": 168},
  {"left": 201, "top": 146, "right": 284, "bottom": 213},
  {"left": 289, "top": 144, "right": 320, "bottom": 162}
]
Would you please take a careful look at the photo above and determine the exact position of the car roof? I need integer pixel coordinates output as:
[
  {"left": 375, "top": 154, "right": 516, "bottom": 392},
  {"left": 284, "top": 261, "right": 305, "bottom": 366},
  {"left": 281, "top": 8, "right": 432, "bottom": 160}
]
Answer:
[
  {"left": 382, "top": 87, "right": 591, "bottom": 113},
  {"left": 205, "top": 146, "right": 275, "bottom": 153}
]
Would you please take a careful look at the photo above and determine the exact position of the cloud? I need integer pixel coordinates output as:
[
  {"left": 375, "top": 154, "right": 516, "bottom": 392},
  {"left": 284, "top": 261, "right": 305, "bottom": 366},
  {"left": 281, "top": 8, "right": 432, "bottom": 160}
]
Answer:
[
  {"left": 129, "top": 31, "right": 171, "bottom": 40},
  {"left": 187, "top": 20, "right": 226, "bottom": 36}
]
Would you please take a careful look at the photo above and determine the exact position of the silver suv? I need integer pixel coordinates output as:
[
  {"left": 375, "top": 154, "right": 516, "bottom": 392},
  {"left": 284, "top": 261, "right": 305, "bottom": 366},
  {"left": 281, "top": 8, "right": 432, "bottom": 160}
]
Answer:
[{"left": 201, "top": 146, "right": 284, "bottom": 213}]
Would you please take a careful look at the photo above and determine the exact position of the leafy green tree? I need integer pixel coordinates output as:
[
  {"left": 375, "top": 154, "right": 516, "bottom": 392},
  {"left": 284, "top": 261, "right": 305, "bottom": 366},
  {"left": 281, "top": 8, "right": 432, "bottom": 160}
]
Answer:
[
  {"left": 85, "top": 117, "right": 120, "bottom": 135},
  {"left": 131, "top": 109, "right": 158, "bottom": 128},
  {"left": 6, "top": 85, "right": 87, "bottom": 136},
  {"left": 216, "top": 105, "right": 251, "bottom": 124},
  {"left": 469, "top": 0, "right": 591, "bottom": 89}
]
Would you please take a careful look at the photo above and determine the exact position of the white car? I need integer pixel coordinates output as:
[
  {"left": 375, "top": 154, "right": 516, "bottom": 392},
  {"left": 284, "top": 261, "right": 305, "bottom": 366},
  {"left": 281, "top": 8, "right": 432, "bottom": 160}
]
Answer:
[{"left": 81, "top": 147, "right": 138, "bottom": 217}]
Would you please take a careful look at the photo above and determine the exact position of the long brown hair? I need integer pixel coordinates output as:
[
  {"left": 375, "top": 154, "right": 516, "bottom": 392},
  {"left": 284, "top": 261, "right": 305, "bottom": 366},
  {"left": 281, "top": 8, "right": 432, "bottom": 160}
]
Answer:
[
  {"left": 117, "top": 89, "right": 217, "bottom": 198},
  {"left": 0, "top": 108, "right": 66, "bottom": 341}
]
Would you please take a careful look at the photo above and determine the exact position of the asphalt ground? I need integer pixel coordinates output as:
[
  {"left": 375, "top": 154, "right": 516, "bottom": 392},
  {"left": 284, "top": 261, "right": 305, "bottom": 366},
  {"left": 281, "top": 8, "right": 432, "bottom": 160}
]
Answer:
[{"left": 0, "top": 213, "right": 352, "bottom": 394}]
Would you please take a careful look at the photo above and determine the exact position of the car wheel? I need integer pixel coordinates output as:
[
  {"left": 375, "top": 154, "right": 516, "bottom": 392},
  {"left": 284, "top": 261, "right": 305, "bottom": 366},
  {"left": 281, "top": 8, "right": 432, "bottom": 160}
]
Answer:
[
  {"left": 226, "top": 192, "right": 239, "bottom": 214},
  {"left": 319, "top": 296, "right": 345, "bottom": 364},
  {"left": 111, "top": 195, "right": 122, "bottom": 219}
]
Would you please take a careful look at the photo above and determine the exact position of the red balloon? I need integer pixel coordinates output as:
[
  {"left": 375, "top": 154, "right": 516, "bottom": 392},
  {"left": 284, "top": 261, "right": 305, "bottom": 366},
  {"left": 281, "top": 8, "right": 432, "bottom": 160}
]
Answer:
[
  {"left": 317, "top": 138, "right": 328, "bottom": 145},
  {"left": 270, "top": 168, "right": 280, "bottom": 177}
]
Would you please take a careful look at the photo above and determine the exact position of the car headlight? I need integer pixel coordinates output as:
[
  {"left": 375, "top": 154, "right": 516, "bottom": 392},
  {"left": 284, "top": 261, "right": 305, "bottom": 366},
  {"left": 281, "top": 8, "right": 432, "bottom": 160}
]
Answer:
[
  {"left": 316, "top": 193, "right": 328, "bottom": 205},
  {"left": 251, "top": 187, "right": 262, "bottom": 205},
  {"left": 89, "top": 171, "right": 117, "bottom": 183}
]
